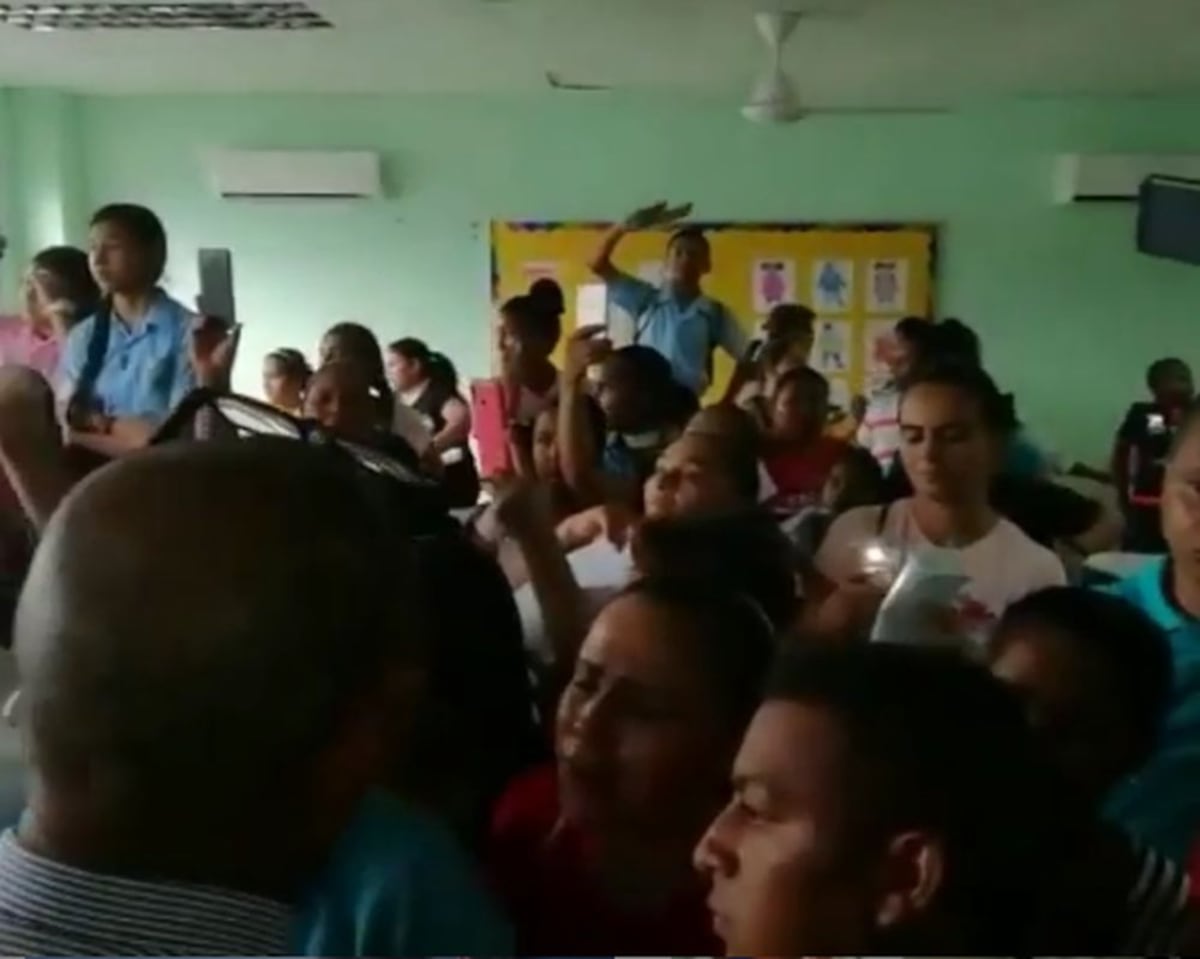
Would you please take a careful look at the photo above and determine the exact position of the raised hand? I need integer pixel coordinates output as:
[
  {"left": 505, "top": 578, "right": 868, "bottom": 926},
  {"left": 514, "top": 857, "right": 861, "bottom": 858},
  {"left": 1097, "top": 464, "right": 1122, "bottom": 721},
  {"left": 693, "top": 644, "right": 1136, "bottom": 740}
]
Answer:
[
  {"left": 623, "top": 200, "right": 694, "bottom": 231},
  {"left": 562, "top": 324, "right": 613, "bottom": 383},
  {"left": 190, "top": 315, "right": 242, "bottom": 389}
]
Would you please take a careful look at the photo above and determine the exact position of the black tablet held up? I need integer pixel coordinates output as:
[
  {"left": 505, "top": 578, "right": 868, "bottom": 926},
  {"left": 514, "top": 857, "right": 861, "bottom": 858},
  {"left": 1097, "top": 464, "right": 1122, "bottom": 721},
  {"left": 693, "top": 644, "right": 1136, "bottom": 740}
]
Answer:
[
  {"left": 197, "top": 247, "right": 237, "bottom": 325},
  {"left": 1138, "top": 174, "right": 1200, "bottom": 267}
]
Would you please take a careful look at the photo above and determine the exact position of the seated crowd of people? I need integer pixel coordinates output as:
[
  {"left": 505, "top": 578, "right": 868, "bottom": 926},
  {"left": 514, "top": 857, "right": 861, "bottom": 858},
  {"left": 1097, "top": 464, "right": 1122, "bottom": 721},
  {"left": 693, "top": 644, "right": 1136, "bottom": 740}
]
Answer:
[{"left": 0, "top": 199, "right": 1195, "bottom": 955}]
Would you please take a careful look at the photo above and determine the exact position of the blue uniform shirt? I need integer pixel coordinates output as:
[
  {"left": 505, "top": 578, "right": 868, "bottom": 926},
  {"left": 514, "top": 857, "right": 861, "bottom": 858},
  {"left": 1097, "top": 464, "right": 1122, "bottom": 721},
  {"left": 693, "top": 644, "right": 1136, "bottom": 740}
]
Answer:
[
  {"left": 58, "top": 290, "right": 195, "bottom": 421},
  {"left": 608, "top": 272, "right": 745, "bottom": 395},
  {"left": 1103, "top": 557, "right": 1200, "bottom": 863}
]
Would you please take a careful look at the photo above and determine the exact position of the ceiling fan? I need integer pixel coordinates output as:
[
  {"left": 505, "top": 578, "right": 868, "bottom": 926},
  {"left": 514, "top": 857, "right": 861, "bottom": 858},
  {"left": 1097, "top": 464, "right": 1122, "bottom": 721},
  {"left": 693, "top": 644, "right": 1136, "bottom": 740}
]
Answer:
[{"left": 743, "top": 10, "right": 948, "bottom": 123}]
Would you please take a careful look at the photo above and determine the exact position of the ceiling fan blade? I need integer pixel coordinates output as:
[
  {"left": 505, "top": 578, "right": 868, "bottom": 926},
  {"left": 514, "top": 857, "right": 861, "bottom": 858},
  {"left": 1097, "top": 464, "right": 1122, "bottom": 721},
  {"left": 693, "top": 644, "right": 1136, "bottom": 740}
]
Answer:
[{"left": 546, "top": 71, "right": 611, "bottom": 92}]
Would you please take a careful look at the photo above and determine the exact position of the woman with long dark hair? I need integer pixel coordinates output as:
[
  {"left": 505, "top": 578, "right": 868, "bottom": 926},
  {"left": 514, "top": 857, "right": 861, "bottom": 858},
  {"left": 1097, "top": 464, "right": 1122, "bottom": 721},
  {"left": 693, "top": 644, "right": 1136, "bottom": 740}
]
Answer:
[{"left": 387, "top": 338, "right": 479, "bottom": 507}]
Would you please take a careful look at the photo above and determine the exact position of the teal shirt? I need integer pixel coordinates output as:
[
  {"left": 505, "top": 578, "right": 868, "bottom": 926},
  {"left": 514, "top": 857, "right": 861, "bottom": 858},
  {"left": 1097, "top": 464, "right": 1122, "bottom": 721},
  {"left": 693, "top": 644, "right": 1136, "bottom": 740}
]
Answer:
[
  {"left": 295, "top": 790, "right": 512, "bottom": 956},
  {"left": 1103, "top": 557, "right": 1200, "bottom": 863}
]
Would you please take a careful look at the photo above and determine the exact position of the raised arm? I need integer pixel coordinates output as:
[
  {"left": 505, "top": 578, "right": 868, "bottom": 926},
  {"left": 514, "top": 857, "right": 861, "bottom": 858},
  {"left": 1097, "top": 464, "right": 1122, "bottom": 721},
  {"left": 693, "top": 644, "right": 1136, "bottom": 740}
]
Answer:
[
  {"left": 588, "top": 201, "right": 694, "bottom": 281},
  {"left": 557, "top": 326, "right": 610, "bottom": 502}
]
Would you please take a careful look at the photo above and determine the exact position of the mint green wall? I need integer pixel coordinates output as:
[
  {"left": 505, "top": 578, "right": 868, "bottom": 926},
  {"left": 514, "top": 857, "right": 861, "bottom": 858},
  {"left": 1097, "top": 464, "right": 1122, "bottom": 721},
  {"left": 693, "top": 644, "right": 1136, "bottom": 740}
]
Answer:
[{"left": 2, "top": 89, "right": 1200, "bottom": 462}]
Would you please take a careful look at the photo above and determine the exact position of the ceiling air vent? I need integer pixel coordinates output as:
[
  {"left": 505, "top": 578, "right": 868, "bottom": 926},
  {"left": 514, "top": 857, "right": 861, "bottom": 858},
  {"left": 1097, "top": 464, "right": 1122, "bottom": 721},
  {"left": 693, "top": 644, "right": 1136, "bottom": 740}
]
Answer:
[{"left": 0, "top": 2, "right": 332, "bottom": 31}]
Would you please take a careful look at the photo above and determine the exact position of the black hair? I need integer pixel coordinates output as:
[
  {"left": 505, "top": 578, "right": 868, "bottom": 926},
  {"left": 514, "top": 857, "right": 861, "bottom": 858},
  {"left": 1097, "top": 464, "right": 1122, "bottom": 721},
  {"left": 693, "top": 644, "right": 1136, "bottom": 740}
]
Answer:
[
  {"left": 759, "top": 336, "right": 806, "bottom": 372},
  {"left": 388, "top": 337, "right": 459, "bottom": 394},
  {"left": 935, "top": 318, "right": 982, "bottom": 368},
  {"left": 992, "top": 586, "right": 1172, "bottom": 767},
  {"left": 831, "top": 445, "right": 886, "bottom": 512},
  {"left": 667, "top": 225, "right": 711, "bottom": 258},
  {"left": 616, "top": 575, "right": 776, "bottom": 732},
  {"left": 1146, "top": 356, "right": 1191, "bottom": 392},
  {"left": 901, "top": 361, "right": 1016, "bottom": 434},
  {"left": 767, "top": 644, "right": 1048, "bottom": 953},
  {"left": 30, "top": 246, "right": 100, "bottom": 326},
  {"left": 535, "top": 395, "right": 606, "bottom": 456},
  {"left": 321, "top": 322, "right": 393, "bottom": 427},
  {"left": 266, "top": 348, "right": 312, "bottom": 386},
  {"left": 634, "top": 508, "right": 796, "bottom": 634},
  {"left": 528, "top": 277, "right": 565, "bottom": 319},
  {"left": 606, "top": 344, "right": 697, "bottom": 429},
  {"left": 500, "top": 294, "right": 561, "bottom": 351},
  {"left": 90, "top": 203, "right": 168, "bottom": 283},
  {"left": 771, "top": 365, "right": 830, "bottom": 405},
  {"left": 763, "top": 303, "right": 815, "bottom": 343}
]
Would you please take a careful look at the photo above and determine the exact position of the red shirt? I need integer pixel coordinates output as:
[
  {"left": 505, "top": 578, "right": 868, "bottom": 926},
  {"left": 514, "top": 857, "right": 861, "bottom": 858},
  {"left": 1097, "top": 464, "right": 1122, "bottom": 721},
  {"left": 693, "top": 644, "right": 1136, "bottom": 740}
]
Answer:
[
  {"left": 764, "top": 435, "right": 848, "bottom": 514},
  {"left": 487, "top": 765, "right": 720, "bottom": 956}
]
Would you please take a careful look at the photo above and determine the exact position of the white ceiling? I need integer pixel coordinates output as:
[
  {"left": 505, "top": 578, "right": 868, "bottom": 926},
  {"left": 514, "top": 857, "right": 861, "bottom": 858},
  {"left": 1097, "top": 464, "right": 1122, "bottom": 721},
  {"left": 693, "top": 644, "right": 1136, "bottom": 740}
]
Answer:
[{"left": 0, "top": 0, "right": 1198, "bottom": 104}]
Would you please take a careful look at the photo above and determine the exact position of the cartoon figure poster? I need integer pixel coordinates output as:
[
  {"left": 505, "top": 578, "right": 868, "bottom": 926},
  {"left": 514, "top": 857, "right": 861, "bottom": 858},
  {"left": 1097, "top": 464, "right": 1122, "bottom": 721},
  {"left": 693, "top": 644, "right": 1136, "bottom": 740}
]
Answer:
[
  {"left": 814, "top": 319, "right": 851, "bottom": 374},
  {"left": 812, "top": 259, "right": 853, "bottom": 313},
  {"left": 752, "top": 259, "right": 795, "bottom": 314},
  {"left": 864, "top": 318, "right": 899, "bottom": 384},
  {"left": 867, "top": 258, "right": 909, "bottom": 314}
]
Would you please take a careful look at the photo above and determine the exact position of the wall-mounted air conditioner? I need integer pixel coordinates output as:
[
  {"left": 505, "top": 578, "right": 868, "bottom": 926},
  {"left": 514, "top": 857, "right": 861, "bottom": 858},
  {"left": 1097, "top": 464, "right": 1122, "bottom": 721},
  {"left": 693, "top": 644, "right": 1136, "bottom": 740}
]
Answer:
[
  {"left": 1054, "top": 153, "right": 1200, "bottom": 204},
  {"left": 205, "top": 149, "right": 383, "bottom": 200}
]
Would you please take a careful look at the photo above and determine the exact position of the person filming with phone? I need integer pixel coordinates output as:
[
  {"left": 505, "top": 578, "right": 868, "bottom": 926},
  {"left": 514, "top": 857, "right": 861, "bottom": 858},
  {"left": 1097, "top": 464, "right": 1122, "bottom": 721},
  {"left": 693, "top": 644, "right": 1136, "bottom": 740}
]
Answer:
[{"left": 589, "top": 201, "right": 746, "bottom": 397}]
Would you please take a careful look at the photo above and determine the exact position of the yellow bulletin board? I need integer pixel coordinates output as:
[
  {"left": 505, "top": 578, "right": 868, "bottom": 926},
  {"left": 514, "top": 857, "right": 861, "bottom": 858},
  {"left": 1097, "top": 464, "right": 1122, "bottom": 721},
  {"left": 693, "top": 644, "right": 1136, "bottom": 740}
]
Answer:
[{"left": 491, "top": 221, "right": 937, "bottom": 405}]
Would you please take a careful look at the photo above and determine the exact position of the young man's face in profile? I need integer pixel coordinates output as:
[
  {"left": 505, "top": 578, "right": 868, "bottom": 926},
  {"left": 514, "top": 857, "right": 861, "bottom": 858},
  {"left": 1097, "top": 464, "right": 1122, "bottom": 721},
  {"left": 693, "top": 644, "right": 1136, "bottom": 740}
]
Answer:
[{"left": 693, "top": 700, "right": 881, "bottom": 956}]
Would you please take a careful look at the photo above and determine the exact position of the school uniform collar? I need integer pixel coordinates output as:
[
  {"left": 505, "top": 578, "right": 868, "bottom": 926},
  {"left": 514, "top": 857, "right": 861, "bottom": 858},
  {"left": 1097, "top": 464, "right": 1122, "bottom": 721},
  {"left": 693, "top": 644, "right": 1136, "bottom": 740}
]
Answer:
[{"left": 112, "top": 288, "right": 169, "bottom": 332}]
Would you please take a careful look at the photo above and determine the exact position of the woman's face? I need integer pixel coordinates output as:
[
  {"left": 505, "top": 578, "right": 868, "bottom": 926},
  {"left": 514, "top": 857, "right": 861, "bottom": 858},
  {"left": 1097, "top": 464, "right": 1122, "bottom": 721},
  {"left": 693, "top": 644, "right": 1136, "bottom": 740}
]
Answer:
[
  {"left": 386, "top": 350, "right": 424, "bottom": 393},
  {"left": 532, "top": 409, "right": 560, "bottom": 481},
  {"left": 596, "top": 357, "right": 647, "bottom": 434},
  {"left": 304, "top": 368, "right": 376, "bottom": 439},
  {"left": 643, "top": 434, "right": 744, "bottom": 521},
  {"left": 889, "top": 332, "right": 917, "bottom": 381},
  {"left": 898, "top": 383, "right": 997, "bottom": 505},
  {"left": 21, "top": 267, "right": 53, "bottom": 324},
  {"left": 555, "top": 593, "right": 732, "bottom": 833},
  {"left": 88, "top": 221, "right": 153, "bottom": 295},
  {"left": 496, "top": 312, "right": 528, "bottom": 375}
]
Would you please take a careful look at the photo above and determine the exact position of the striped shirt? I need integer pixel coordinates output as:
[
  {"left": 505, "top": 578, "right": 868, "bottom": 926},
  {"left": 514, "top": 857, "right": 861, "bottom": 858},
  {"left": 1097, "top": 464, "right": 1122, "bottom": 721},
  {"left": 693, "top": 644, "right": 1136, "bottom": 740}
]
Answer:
[
  {"left": 0, "top": 830, "right": 291, "bottom": 955},
  {"left": 857, "top": 382, "right": 901, "bottom": 470}
]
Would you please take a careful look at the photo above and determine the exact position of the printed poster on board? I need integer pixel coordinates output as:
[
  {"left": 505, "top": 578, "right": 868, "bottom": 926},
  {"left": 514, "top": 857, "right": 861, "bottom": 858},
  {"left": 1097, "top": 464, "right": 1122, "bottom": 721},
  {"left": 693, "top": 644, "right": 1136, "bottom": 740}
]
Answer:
[
  {"left": 752, "top": 259, "right": 795, "bottom": 314},
  {"left": 867, "top": 258, "right": 909, "bottom": 313},
  {"left": 813, "top": 319, "right": 851, "bottom": 375},
  {"left": 812, "top": 259, "right": 854, "bottom": 313}
]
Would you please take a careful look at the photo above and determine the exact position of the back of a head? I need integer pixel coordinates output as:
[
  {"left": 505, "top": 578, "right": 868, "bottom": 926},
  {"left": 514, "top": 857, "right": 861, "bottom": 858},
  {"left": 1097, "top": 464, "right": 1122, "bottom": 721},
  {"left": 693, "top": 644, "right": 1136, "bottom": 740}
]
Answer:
[
  {"left": 528, "top": 277, "right": 565, "bottom": 319},
  {"left": 16, "top": 439, "right": 411, "bottom": 822},
  {"left": 501, "top": 293, "right": 561, "bottom": 351},
  {"left": 686, "top": 404, "right": 762, "bottom": 455},
  {"left": 993, "top": 586, "right": 1173, "bottom": 767},
  {"left": 619, "top": 575, "right": 776, "bottom": 735},
  {"left": 764, "top": 303, "right": 815, "bottom": 343},
  {"left": 634, "top": 507, "right": 796, "bottom": 633},
  {"left": 934, "top": 318, "right": 982, "bottom": 368},
  {"left": 31, "top": 246, "right": 101, "bottom": 324},
  {"left": 767, "top": 644, "right": 1048, "bottom": 952}
]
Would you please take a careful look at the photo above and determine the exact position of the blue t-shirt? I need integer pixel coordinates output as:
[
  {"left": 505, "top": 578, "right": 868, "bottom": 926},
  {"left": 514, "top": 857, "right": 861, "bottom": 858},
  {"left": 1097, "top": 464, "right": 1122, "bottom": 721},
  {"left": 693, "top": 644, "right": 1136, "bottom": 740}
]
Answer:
[
  {"left": 57, "top": 290, "right": 195, "bottom": 421},
  {"left": 607, "top": 272, "right": 745, "bottom": 395},
  {"left": 294, "top": 790, "right": 512, "bottom": 956},
  {"left": 1103, "top": 557, "right": 1200, "bottom": 863}
]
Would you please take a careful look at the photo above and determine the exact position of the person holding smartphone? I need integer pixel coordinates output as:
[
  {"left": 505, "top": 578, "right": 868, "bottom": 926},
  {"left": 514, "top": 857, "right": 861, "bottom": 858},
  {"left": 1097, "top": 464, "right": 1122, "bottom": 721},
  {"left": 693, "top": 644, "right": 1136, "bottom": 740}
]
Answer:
[
  {"left": 1112, "top": 357, "right": 1195, "bottom": 552},
  {"left": 588, "top": 201, "right": 745, "bottom": 397}
]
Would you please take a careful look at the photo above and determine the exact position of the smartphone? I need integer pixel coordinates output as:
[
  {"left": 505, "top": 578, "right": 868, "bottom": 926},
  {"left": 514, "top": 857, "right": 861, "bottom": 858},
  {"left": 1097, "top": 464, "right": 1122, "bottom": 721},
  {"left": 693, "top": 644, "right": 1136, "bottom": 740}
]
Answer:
[
  {"left": 471, "top": 378, "right": 512, "bottom": 478},
  {"left": 197, "top": 248, "right": 236, "bottom": 326}
]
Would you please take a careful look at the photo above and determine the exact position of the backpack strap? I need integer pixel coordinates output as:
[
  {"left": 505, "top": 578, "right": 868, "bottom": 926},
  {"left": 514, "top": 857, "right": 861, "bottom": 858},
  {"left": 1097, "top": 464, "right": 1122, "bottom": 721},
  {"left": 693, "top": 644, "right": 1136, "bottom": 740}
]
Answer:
[{"left": 68, "top": 298, "right": 113, "bottom": 420}]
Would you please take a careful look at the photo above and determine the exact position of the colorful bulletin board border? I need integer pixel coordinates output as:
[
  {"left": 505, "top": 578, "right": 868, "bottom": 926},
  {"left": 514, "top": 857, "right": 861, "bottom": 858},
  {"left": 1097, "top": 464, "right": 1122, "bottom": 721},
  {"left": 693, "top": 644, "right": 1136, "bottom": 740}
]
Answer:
[{"left": 491, "top": 220, "right": 940, "bottom": 403}]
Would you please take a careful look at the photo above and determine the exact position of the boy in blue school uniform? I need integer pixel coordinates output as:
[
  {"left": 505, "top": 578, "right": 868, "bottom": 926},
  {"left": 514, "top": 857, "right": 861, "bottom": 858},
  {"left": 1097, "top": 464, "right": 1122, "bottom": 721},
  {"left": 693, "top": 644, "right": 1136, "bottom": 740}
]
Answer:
[
  {"left": 589, "top": 201, "right": 746, "bottom": 397},
  {"left": 1104, "top": 399, "right": 1200, "bottom": 864}
]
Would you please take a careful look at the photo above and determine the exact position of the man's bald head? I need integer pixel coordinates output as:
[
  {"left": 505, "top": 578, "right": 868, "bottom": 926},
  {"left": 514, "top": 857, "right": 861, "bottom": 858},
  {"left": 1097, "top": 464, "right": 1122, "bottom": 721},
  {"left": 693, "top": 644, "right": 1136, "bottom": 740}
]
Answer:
[{"left": 16, "top": 438, "right": 414, "bottom": 834}]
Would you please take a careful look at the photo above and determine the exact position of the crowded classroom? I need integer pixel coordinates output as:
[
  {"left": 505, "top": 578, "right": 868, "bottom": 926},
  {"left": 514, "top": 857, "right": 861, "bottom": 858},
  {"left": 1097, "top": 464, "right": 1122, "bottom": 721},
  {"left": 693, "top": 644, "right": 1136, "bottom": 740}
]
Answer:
[{"left": 1, "top": 0, "right": 1200, "bottom": 956}]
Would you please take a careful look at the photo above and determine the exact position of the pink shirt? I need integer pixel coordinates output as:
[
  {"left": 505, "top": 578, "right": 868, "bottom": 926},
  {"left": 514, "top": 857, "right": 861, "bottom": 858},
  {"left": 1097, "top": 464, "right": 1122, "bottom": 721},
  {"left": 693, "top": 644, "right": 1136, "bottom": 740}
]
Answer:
[{"left": 0, "top": 315, "right": 61, "bottom": 383}]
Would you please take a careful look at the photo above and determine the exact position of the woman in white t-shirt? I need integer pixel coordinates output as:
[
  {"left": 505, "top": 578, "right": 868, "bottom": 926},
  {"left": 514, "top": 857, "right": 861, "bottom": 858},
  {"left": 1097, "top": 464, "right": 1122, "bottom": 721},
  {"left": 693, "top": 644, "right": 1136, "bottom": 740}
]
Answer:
[{"left": 814, "top": 361, "right": 1065, "bottom": 649}]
